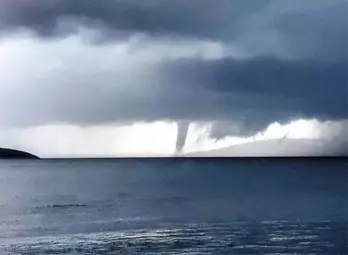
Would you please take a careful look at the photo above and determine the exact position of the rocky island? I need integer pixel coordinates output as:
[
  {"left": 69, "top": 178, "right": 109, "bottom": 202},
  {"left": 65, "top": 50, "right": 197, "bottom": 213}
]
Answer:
[{"left": 0, "top": 148, "right": 39, "bottom": 159}]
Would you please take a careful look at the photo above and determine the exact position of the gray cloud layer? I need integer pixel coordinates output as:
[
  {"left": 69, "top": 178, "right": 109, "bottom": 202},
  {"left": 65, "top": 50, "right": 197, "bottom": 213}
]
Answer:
[
  {"left": 0, "top": 0, "right": 347, "bottom": 138},
  {"left": 1, "top": 0, "right": 346, "bottom": 60},
  {"left": 0, "top": 0, "right": 264, "bottom": 38},
  {"left": 2, "top": 55, "right": 346, "bottom": 137}
]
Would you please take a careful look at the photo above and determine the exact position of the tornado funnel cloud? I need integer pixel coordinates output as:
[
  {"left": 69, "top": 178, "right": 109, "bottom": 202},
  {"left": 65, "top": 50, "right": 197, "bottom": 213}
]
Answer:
[{"left": 176, "top": 121, "right": 189, "bottom": 154}]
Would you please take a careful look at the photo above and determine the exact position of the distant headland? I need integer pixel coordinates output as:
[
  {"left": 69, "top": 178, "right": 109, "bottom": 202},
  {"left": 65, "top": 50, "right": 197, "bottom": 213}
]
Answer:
[{"left": 0, "top": 148, "right": 39, "bottom": 159}]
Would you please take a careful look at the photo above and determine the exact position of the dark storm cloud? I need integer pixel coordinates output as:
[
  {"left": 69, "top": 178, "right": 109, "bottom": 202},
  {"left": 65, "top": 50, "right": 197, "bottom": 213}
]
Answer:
[
  {"left": 0, "top": 0, "right": 346, "bottom": 138},
  {"left": 0, "top": 0, "right": 346, "bottom": 61},
  {"left": 0, "top": 0, "right": 266, "bottom": 39},
  {"left": 4, "top": 56, "right": 346, "bottom": 137},
  {"left": 273, "top": 2, "right": 348, "bottom": 62},
  {"left": 1, "top": 0, "right": 346, "bottom": 54},
  {"left": 158, "top": 57, "right": 348, "bottom": 133}
]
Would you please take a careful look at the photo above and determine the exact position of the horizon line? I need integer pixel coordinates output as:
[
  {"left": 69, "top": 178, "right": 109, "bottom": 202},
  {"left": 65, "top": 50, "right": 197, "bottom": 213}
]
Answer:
[{"left": 27, "top": 156, "right": 348, "bottom": 160}]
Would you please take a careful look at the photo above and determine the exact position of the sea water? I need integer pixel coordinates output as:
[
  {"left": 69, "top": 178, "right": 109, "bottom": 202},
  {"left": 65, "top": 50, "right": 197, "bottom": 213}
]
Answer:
[{"left": 0, "top": 158, "right": 346, "bottom": 254}]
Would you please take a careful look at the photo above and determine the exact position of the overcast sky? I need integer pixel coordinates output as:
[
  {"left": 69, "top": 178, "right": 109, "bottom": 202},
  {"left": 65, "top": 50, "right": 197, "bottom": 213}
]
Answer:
[{"left": 0, "top": 0, "right": 347, "bottom": 157}]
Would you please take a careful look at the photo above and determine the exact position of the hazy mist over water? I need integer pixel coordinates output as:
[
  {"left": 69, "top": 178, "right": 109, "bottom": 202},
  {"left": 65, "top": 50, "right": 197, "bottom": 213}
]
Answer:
[{"left": 0, "top": 158, "right": 347, "bottom": 254}]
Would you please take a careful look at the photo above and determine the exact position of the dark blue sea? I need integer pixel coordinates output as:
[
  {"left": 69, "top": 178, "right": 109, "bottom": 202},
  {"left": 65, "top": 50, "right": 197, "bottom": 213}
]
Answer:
[{"left": 0, "top": 158, "right": 347, "bottom": 255}]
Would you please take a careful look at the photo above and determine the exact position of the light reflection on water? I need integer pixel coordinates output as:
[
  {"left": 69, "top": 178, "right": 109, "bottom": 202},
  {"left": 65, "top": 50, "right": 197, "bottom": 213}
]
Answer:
[{"left": 1, "top": 221, "right": 347, "bottom": 254}]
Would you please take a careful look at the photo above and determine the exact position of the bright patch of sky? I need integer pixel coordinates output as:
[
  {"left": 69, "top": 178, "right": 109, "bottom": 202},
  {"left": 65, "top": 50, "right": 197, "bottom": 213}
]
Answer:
[{"left": 0, "top": 119, "right": 345, "bottom": 158}]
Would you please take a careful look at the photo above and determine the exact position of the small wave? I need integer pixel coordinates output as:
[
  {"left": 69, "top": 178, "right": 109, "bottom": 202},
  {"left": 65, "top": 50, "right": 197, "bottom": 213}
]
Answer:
[
  {"left": 32, "top": 204, "right": 87, "bottom": 212},
  {"left": 270, "top": 235, "right": 319, "bottom": 242}
]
